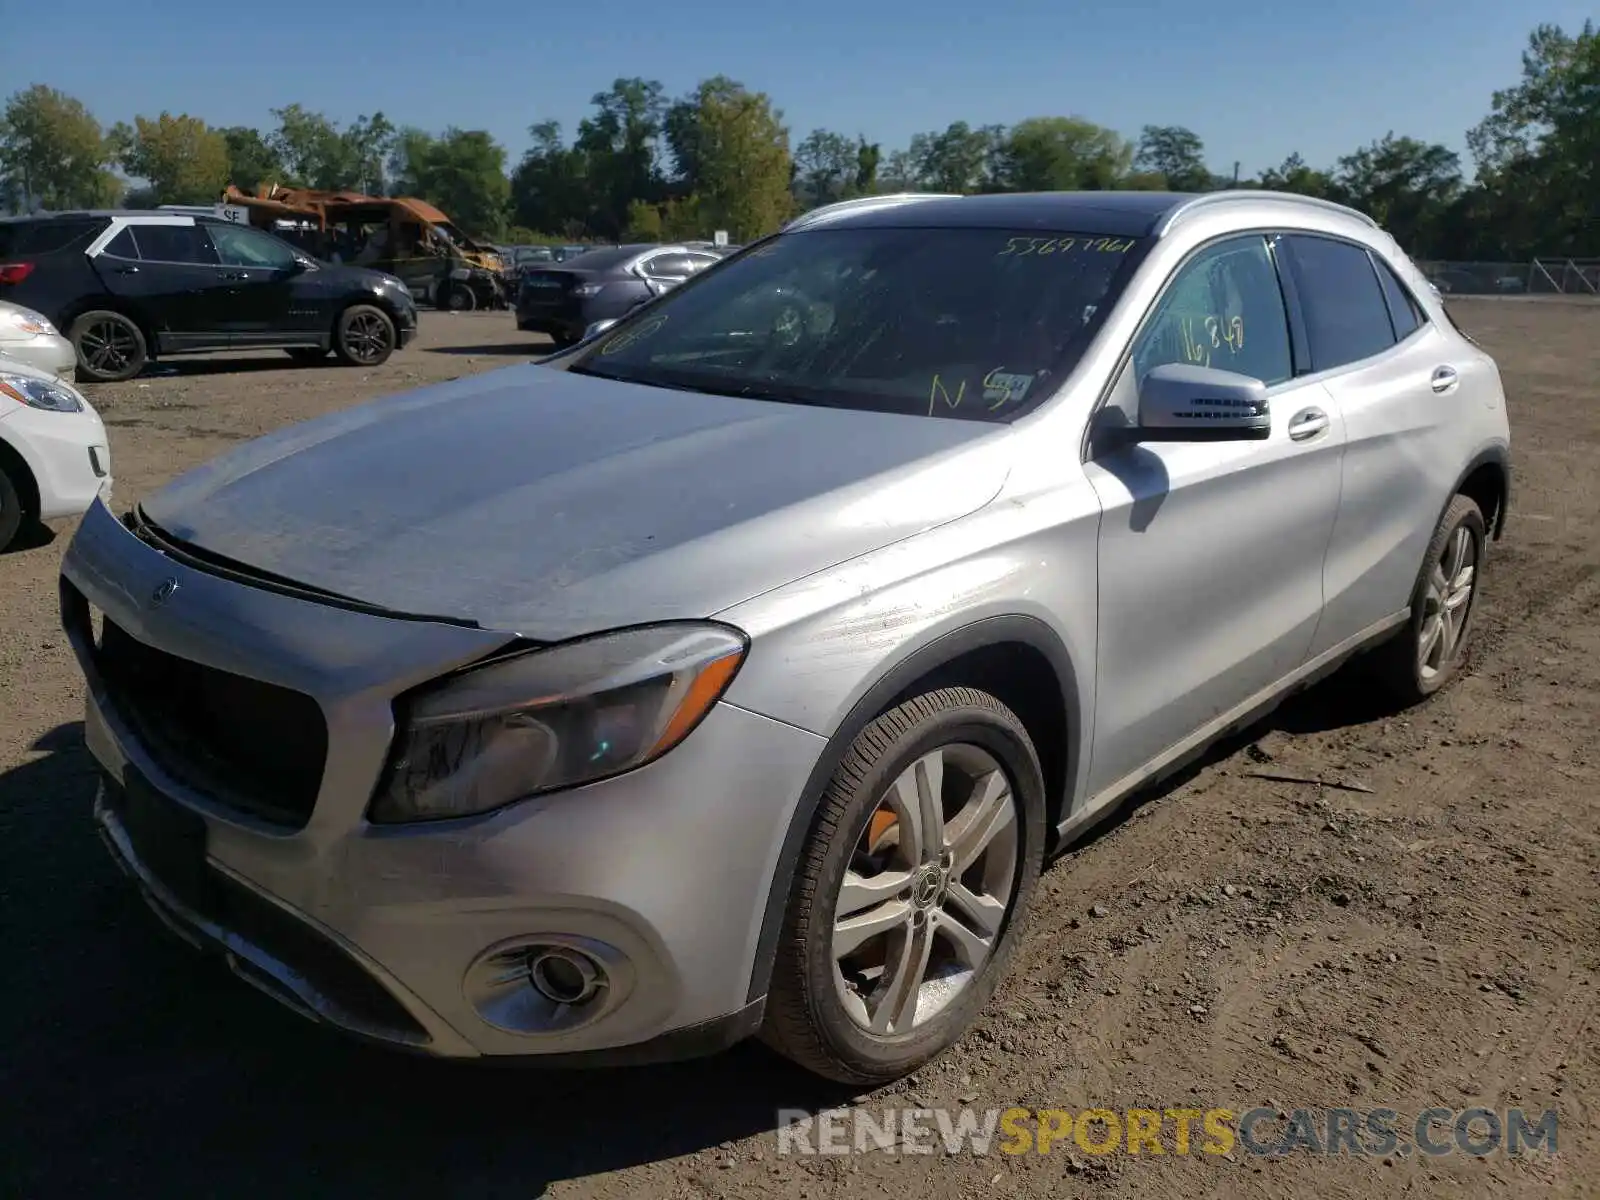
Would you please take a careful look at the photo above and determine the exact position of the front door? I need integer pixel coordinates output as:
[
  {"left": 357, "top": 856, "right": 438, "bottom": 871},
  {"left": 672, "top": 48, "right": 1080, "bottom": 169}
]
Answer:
[
  {"left": 1082, "top": 232, "right": 1346, "bottom": 796},
  {"left": 203, "top": 224, "right": 307, "bottom": 342}
]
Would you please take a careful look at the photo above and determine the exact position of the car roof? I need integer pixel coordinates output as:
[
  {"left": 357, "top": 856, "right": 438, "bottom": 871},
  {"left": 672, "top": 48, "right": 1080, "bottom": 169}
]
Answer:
[{"left": 790, "top": 190, "right": 1376, "bottom": 238}]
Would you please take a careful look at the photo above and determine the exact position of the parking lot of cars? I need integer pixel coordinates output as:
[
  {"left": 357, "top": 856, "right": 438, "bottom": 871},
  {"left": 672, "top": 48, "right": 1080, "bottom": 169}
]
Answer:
[{"left": 1, "top": 294, "right": 1597, "bottom": 1196}]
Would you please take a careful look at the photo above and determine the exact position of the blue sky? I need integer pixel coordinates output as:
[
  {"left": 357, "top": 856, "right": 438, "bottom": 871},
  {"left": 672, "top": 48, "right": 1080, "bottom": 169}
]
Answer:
[{"left": 11, "top": 0, "right": 1588, "bottom": 178}]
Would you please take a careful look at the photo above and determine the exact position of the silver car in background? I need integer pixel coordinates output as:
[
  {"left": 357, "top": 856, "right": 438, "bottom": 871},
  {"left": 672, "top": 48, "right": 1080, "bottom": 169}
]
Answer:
[
  {"left": 0, "top": 300, "right": 76, "bottom": 378},
  {"left": 61, "top": 190, "right": 1510, "bottom": 1084}
]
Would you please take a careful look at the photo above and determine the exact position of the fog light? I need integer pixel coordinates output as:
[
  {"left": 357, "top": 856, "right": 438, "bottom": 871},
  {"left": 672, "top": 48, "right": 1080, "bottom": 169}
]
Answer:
[{"left": 463, "top": 934, "right": 634, "bottom": 1035}]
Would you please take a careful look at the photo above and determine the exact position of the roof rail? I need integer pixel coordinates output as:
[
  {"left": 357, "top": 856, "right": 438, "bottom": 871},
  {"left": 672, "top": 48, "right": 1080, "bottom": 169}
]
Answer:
[
  {"left": 785, "top": 192, "right": 960, "bottom": 231},
  {"left": 1155, "top": 190, "right": 1378, "bottom": 236}
]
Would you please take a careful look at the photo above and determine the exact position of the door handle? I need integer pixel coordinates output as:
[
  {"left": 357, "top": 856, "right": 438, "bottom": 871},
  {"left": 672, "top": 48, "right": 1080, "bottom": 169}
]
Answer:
[
  {"left": 1288, "top": 407, "right": 1330, "bottom": 441},
  {"left": 113, "top": 264, "right": 139, "bottom": 275},
  {"left": 221, "top": 271, "right": 250, "bottom": 282},
  {"left": 1431, "top": 365, "right": 1459, "bottom": 393}
]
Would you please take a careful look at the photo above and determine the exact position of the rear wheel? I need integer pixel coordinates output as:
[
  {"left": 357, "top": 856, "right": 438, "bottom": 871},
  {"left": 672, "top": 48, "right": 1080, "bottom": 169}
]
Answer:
[
  {"left": 1371, "top": 493, "right": 1487, "bottom": 703},
  {"left": 334, "top": 305, "right": 396, "bottom": 367},
  {"left": 70, "top": 311, "right": 147, "bottom": 383},
  {"left": 440, "top": 282, "right": 475, "bottom": 312},
  {"left": 761, "top": 688, "right": 1046, "bottom": 1084}
]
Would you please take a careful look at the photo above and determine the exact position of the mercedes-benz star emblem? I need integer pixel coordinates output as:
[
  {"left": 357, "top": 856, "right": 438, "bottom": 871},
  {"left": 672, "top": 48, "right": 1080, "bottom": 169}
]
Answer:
[{"left": 149, "top": 578, "right": 180, "bottom": 608}]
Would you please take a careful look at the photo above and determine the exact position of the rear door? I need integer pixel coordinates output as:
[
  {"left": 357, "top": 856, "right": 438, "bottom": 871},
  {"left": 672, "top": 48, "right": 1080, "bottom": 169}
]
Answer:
[
  {"left": 1084, "top": 233, "right": 1347, "bottom": 795},
  {"left": 1279, "top": 233, "right": 1474, "bottom": 657},
  {"left": 93, "top": 221, "right": 232, "bottom": 349},
  {"left": 203, "top": 223, "right": 309, "bottom": 341}
]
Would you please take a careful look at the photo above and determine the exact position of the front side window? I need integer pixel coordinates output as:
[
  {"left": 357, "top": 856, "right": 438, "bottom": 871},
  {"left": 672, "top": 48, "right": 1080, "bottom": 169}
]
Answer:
[
  {"left": 1284, "top": 234, "right": 1397, "bottom": 371},
  {"left": 130, "top": 223, "right": 218, "bottom": 265},
  {"left": 570, "top": 226, "right": 1141, "bottom": 422},
  {"left": 1131, "top": 235, "right": 1293, "bottom": 387},
  {"left": 208, "top": 224, "right": 297, "bottom": 270}
]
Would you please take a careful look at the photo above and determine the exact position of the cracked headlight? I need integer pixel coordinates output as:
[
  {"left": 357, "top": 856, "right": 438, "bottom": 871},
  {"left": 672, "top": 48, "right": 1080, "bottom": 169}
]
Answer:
[
  {"left": 0, "top": 372, "right": 84, "bottom": 412},
  {"left": 371, "top": 622, "right": 748, "bottom": 823}
]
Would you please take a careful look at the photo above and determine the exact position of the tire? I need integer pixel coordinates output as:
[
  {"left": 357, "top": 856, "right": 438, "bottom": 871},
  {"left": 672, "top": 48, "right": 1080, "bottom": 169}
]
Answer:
[
  {"left": 1371, "top": 494, "right": 1487, "bottom": 704},
  {"left": 285, "top": 347, "right": 330, "bottom": 365},
  {"left": 333, "top": 305, "right": 397, "bottom": 368},
  {"left": 761, "top": 687, "right": 1047, "bottom": 1084},
  {"left": 0, "top": 462, "right": 26, "bottom": 552},
  {"left": 440, "top": 282, "right": 475, "bottom": 312},
  {"left": 69, "top": 311, "right": 147, "bottom": 383}
]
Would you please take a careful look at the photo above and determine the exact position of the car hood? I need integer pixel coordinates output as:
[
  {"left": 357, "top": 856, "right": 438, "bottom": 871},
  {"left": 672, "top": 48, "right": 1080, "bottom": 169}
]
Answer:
[
  {"left": 316, "top": 262, "right": 409, "bottom": 291},
  {"left": 139, "top": 366, "right": 1014, "bottom": 638}
]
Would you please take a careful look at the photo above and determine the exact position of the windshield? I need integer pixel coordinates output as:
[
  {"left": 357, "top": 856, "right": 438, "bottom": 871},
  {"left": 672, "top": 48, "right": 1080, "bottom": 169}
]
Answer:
[{"left": 568, "top": 226, "right": 1140, "bottom": 421}]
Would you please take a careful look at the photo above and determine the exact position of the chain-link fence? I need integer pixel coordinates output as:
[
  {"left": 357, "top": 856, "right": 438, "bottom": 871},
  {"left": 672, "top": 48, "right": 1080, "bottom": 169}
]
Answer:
[{"left": 1415, "top": 258, "right": 1600, "bottom": 297}]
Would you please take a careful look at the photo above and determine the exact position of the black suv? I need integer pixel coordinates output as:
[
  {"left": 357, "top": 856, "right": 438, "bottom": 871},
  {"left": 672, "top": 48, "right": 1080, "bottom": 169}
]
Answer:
[{"left": 0, "top": 212, "right": 419, "bottom": 382}]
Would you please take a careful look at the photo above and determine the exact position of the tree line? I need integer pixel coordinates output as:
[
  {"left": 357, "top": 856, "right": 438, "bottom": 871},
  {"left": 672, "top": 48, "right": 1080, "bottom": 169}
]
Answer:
[{"left": 1, "top": 19, "right": 1593, "bottom": 260}]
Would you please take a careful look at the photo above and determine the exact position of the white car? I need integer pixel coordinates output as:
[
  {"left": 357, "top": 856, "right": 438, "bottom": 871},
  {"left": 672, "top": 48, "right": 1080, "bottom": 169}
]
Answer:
[
  {"left": 0, "top": 300, "right": 77, "bottom": 379},
  {"left": 0, "top": 353, "right": 112, "bottom": 550}
]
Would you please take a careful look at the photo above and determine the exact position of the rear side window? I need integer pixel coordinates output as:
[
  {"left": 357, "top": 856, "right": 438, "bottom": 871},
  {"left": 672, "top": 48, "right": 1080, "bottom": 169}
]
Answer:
[
  {"left": 1283, "top": 235, "right": 1396, "bottom": 372},
  {"left": 1372, "top": 256, "right": 1425, "bottom": 341},
  {"left": 132, "top": 223, "right": 219, "bottom": 265},
  {"left": 102, "top": 228, "right": 139, "bottom": 259},
  {"left": 0, "top": 217, "right": 105, "bottom": 257}
]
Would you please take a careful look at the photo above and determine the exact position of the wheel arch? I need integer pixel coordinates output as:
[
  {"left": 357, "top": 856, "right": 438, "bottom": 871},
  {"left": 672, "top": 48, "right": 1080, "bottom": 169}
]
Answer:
[
  {"left": 0, "top": 428, "right": 42, "bottom": 522},
  {"left": 1453, "top": 444, "right": 1511, "bottom": 541},
  {"left": 744, "top": 613, "right": 1081, "bottom": 1005}
]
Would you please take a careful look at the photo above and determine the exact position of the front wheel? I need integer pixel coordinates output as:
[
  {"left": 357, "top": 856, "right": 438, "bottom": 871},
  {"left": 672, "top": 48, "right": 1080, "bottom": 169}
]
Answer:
[
  {"left": 0, "top": 461, "right": 27, "bottom": 551},
  {"left": 761, "top": 688, "right": 1046, "bottom": 1084},
  {"left": 1371, "top": 493, "right": 1487, "bottom": 703},
  {"left": 334, "top": 305, "right": 397, "bottom": 367}
]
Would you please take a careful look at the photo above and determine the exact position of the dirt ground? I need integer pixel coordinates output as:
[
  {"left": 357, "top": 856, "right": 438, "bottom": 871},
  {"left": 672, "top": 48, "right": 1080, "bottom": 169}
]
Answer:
[{"left": 1, "top": 302, "right": 1595, "bottom": 1199}]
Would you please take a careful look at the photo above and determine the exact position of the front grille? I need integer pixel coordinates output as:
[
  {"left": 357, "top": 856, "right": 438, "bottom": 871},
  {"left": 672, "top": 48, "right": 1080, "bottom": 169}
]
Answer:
[{"left": 94, "top": 613, "right": 328, "bottom": 829}]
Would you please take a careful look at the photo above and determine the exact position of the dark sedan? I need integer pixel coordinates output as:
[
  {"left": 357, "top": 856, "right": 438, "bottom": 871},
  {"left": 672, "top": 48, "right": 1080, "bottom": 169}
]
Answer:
[{"left": 514, "top": 244, "right": 722, "bottom": 347}]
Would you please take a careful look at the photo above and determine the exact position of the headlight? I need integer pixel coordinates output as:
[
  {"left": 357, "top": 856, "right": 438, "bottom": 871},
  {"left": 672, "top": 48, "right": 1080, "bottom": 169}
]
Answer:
[
  {"left": 0, "top": 372, "right": 84, "bottom": 412},
  {"left": 572, "top": 283, "right": 603, "bottom": 298},
  {"left": 0, "top": 306, "right": 56, "bottom": 336},
  {"left": 370, "top": 622, "right": 748, "bottom": 823}
]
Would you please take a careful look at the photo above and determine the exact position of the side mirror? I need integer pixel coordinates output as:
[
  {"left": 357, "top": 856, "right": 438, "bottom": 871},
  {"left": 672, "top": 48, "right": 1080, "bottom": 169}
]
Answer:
[
  {"left": 582, "top": 318, "right": 619, "bottom": 340},
  {"left": 1136, "top": 363, "right": 1272, "bottom": 442}
]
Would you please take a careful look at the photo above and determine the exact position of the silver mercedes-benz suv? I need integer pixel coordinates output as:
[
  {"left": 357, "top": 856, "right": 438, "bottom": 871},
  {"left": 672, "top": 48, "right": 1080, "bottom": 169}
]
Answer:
[{"left": 60, "top": 190, "right": 1511, "bottom": 1084}]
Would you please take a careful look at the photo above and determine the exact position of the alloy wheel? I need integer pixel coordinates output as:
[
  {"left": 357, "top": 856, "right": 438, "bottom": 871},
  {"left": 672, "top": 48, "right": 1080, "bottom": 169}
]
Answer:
[
  {"left": 831, "top": 743, "right": 1020, "bottom": 1036},
  {"left": 79, "top": 319, "right": 138, "bottom": 376},
  {"left": 344, "top": 313, "right": 393, "bottom": 364},
  {"left": 1418, "top": 523, "right": 1477, "bottom": 680}
]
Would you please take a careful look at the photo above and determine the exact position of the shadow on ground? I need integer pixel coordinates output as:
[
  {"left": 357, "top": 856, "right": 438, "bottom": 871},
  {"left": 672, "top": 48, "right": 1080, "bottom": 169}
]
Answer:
[
  {"left": 1053, "top": 657, "right": 1407, "bottom": 860},
  {"left": 0, "top": 723, "right": 847, "bottom": 1199},
  {"left": 0, "top": 662, "right": 1404, "bottom": 1196},
  {"left": 0, "top": 520, "right": 57, "bottom": 556}
]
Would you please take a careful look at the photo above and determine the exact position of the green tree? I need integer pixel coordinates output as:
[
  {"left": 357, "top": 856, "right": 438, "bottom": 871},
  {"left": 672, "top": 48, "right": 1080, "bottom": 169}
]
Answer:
[
  {"left": 1335, "top": 133, "right": 1462, "bottom": 255},
  {"left": 389, "top": 127, "right": 510, "bottom": 237},
  {"left": 1467, "top": 20, "right": 1599, "bottom": 257},
  {"left": 509, "top": 121, "right": 591, "bottom": 238},
  {"left": 1133, "top": 125, "right": 1211, "bottom": 191},
  {"left": 911, "top": 121, "right": 999, "bottom": 192},
  {"left": 575, "top": 78, "right": 667, "bottom": 238},
  {"left": 0, "top": 85, "right": 121, "bottom": 211},
  {"left": 685, "top": 77, "right": 793, "bottom": 239},
  {"left": 1257, "top": 152, "right": 1335, "bottom": 197},
  {"left": 111, "top": 112, "right": 230, "bottom": 205},
  {"left": 854, "top": 137, "right": 881, "bottom": 194},
  {"left": 220, "top": 126, "right": 284, "bottom": 193},
  {"left": 793, "top": 129, "right": 857, "bottom": 208},
  {"left": 996, "top": 117, "right": 1131, "bottom": 191},
  {"left": 266, "top": 106, "right": 394, "bottom": 191}
]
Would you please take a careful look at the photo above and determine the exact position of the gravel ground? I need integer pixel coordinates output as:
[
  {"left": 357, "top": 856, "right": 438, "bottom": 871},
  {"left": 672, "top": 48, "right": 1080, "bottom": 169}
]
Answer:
[{"left": 1, "top": 303, "right": 1595, "bottom": 1199}]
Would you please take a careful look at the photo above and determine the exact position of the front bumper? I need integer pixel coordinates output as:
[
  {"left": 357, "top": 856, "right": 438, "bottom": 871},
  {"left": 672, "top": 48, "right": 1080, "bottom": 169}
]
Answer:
[
  {"left": 0, "top": 403, "right": 111, "bottom": 521},
  {"left": 60, "top": 498, "right": 825, "bottom": 1061}
]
